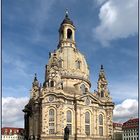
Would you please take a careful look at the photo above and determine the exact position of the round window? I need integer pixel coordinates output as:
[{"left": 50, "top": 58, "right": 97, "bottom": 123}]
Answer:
[{"left": 49, "top": 96, "right": 54, "bottom": 102}]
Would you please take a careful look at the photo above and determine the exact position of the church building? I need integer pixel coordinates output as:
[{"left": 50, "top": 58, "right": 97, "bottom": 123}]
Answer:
[{"left": 23, "top": 12, "right": 114, "bottom": 140}]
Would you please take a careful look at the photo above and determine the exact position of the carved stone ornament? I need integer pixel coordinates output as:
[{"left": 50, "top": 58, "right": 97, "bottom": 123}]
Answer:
[{"left": 85, "top": 97, "right": 90, "bottom": 105}]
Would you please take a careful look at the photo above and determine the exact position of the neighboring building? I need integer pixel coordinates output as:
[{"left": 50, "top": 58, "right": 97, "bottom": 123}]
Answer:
[
  {"left": 122, "top": 118, "right": 139, "bottom": 140},
  {"left": 23, "top": 12, "right": 114, "bottom": 140},
  {"left": 113, "top": 122, "right": 123, "bottom": 140},
  {"left": 1, "top": 127, "right": 24, "bottom": 140}
]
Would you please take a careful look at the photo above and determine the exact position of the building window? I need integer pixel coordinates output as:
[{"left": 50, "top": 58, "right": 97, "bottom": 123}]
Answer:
[
  {"left": 67, "top": 110, "right": 72, "bottom": 135},
  {"left": 49, "top": 109, "right": 55, "bottom": 134},
  {"left": 58, "top": 60, "right": 62, "bottom": 68},
  {"left": 99, "top": 114, "right": 103, "bottom": 136},
  {"left": 76, "top": 60, "right": 80, "bottom": 69},
  {"left": 4, "top": 129, "right": 7, "bottom": 135},
  {"left": 99, "top": 114, "right": 103, "bottom": 125},
  {"left": 101, "top": 91, "right": 104, "bottom": 97},
  {"left": 67, "top": 29, "right": 72, "bottom": 39},
  {"left": 80, "top": 84, "right": 86, "bottom": 94},
  {"left": 85, "top": 111, "right": 90, "bottom": 135},
  {"left": 9, "top": 129, "right": 12, "bottom": 135},
  {"left": 14, "top": 129, "right": 17, "bottom": 134},
  {"left": 50, "top": 81, "right": 54, "bottom": 87},
  {"left": 58, "top": 59, "right": 63, "bottom": 68},
  {"left": 99, "top": 126, "right": 103, "bottom": 136}
]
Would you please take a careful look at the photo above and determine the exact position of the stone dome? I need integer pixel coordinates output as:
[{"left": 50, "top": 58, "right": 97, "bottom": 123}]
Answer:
[
  {"left": 44, "top": 12, "right": 91, "bottom": 92},
  {"left": 47, "top": 46, "right": 91, "bottom": 88}
]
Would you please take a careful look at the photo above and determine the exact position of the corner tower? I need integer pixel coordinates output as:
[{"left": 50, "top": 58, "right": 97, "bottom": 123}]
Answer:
[{"left": 96, "top": 65, "right": 112, "bottom": 102}]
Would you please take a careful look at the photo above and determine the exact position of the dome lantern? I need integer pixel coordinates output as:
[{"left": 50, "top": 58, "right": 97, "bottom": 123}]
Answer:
[{"left": 58, "top": 10, "right": 76, "bottom": 48}]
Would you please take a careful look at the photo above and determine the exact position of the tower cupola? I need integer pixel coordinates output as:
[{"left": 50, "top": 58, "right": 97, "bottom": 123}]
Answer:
[
  {"left": 61, "top": 10, "right": 74, "bottom": 26},
  {"left": 58, "top": 10, "right": 76, "bottom": 48},
  {"left": 30, "top": 73, "right": 40, "bottom": 100},
  {"left": 32, "top": 73, "right": 39, "bottom": 87}
]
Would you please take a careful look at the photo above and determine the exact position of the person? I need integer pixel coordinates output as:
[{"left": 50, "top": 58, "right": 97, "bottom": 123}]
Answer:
[{"left": 64, "top": 126, "right": 69, "bottom": 140}]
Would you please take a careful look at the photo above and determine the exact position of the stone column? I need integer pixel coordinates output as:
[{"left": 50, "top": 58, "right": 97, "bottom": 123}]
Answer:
[
  {"left": 64, "top": 27, "right": 67, "bottom": 40},
  {"left": 24, "top": 112, "right": 29, "bottom": 140},
  {"left": 34, "top": 103, "right": 40, "bottom": 140},
  {"left": 29, "top": 114, "right": 34, "bottom": 140}
]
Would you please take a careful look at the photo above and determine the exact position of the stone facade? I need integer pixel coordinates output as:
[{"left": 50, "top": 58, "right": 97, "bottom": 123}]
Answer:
[
  {"left": 23, "top": 12, "right": 114, "bottom": 140},
  {"left": 113, "top": 123, "right": 123, "bottom": 140}
]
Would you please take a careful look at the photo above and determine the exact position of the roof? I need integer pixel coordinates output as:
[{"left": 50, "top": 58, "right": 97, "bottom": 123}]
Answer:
[
  {"left": 122, "top": 118, "right": 139, "bottom": 129},
  {"left": 113, "top": 122, "right": 123, "bottom": 128},
  {"left": 1, "top": 127, "right": 24, "bottom": 135},
  {"left": 61, "top": 12, "right": 74, "bottom": 26}
]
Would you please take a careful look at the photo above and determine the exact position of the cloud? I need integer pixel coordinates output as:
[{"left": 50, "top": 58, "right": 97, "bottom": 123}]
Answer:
[
  {"left": 3, "top": 51, "right": 32, "bottom": 78},
  {"left": 93, "top": 0, "right": 138, "bottom": 46},
  {"left": 113, "top": 99, "right": 138, "bottom": 123},
  {"left": 2, "top": 97, "right": 29, "bottom": 128},
  {"left": 28, "top": 0, "right": 55, "bottom": 43},
  {"left": 109, "top": 81, "right": 138, "bottom": 102},
  {"left": 120, "top": 48, "right": 138, "bottom": 58},
  {"left": 96, "top": 0, "right": 107, "bottom": 5},
  {"left": 2, "top": 85, "right": 30, "bottom": 97},
  {"left": 4, "top": 0, "right": 55, "bottom": 45}
]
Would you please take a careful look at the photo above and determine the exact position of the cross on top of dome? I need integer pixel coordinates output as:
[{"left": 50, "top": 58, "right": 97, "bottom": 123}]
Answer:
[{"left": 65, "top": 9, "right": 68, "bottom": 18}]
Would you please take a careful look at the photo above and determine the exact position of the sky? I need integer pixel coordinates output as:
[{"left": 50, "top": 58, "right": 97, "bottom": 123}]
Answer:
[{"left": 2, "top": 0, "right": 138, "bottom": 128}]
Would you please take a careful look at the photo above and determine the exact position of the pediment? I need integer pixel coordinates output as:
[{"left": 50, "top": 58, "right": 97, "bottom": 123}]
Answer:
[{"left": 77, "top": 93, "right": 100, "bottom": 104}]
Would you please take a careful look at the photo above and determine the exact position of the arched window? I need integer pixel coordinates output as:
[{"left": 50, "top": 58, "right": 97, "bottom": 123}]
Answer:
[
  {"left": 67, "top": 29, "right": 72, "bottom": 39},
  {"left": 67, "top": 110, "right": 72, "bottom": 135},
  {"left": 99, "top": 114, "right": 103, "bottom": 136},
  {"left": 101, "top": 91, "right": 104, "bottom": 97},
  {"left": 58, "top": 59, "right": 63, "bottom": 68},
  {"left": 80, "top": 84, "right": 86, "bottom": 94},
  {"left": 99, "top": 114, "right": 103, "bottom": 125},
  {"left": 49, "top": 109, "right": 55, "bottom": 134},
  {"left": 85, "top": 112, "right": 90, "bottom": 135},
  {"left": 76, "top": 60, "right": 80, "bottom": 69},
  {"left": 50, "top": 81, "right": 54, "bottom": 87}
]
